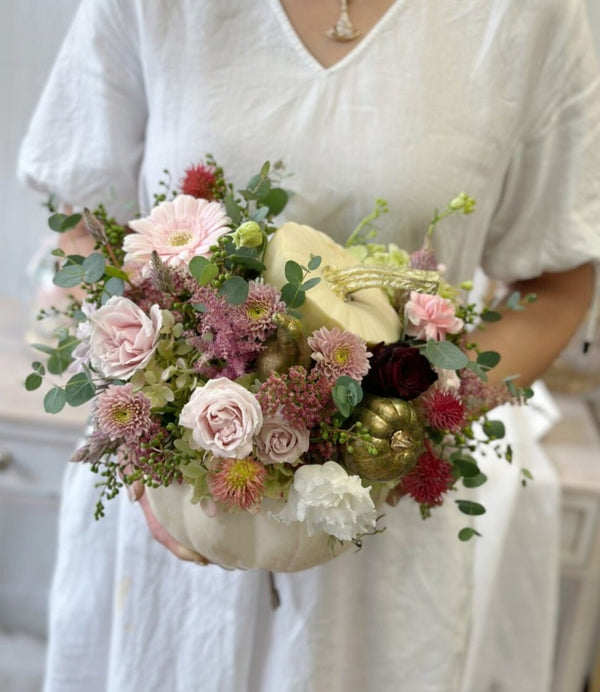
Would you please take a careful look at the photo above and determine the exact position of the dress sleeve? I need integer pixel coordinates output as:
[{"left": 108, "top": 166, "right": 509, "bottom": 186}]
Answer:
[
  {"left": 17, "top": 0, "right": 147, "bottom": 219},
  {"left": 481, "top": 0, "right": 600, "bottom": 283}
]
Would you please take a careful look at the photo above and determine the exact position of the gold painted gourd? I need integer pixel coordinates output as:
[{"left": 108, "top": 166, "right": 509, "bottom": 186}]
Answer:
[{"left": 345, "top": 394, "right": 424, "bottom": 482}]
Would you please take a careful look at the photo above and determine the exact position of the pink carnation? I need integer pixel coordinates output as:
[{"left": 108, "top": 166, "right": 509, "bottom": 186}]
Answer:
[
  {"left": 123, "top": 194, "right": 230, "bottom": 276},
  {"left": 307, "top": 327, "right": 371, "bottom": 382},
  {"left": 404, "top": 292, "right": 464, "bottom": 341}
]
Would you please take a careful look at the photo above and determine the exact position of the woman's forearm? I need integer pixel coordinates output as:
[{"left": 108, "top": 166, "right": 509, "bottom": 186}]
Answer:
[{"left": 470, "top": 262, "right": 595, "bottom": 387}]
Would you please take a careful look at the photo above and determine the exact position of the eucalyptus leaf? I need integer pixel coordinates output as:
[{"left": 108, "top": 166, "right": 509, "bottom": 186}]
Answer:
[
  {"left": 44, "top": 387, "right": 67, "bottom": 414},
  {"left": 25, "top": 373, "right": 43, "bottom": 391},
  {"left": 31, "top": 361, "right": 45, "bottom": 375},
  {"left": 458, "top": 527, "right": 482, "bottom": 541},
  {"left": 477, "top": 350, "right": 501, "bottom": 370},
  {"left": 218, "top": 276, "right": 249, "bottom": 305},
  {"left": 466, "top": 361, "right": 488, "bottom": 381},
  {"left": 424, "top": 340, "right": 468, "bottom": 370},
  {"left": 284, "top": 260, "right": 304, "bottom": 285},
  {"left": 65, "top": 372, "right": 96, "bottom": 406},
  {"left": 104, "top": 265, "right": 130, "bottom": 281},
  {"left": 53, "top": 264, "right": 84, "bottom": 288},
  {"left": 263, "top": 188, "right": 288, "bottom": 216},
  {"left": 455, "top": 499, "right": 486, "bottom": 516},
  {"left": 48, "top": 213, "right": 67, "bottom": 232},
  {"left": 483, "top": 419, "right": 505, "bottom": 439},
  {"left": 61, "top": 213, "right": 82, "bottom": 231},
  {"left": 462, "top": 472, "right": 488, "bottom": 488},
  {"left": 103, "top": 277, "right": 125, "bottom": 298},
  {"left": 481, "top": 309, "right": 502, "bottom": 322},
  {"left": 307, "top": 255, "right": 322, "bottom": 271},
  {"left": 301, "top": 277, "right": 321, "bottom": 292},
  {"left": 452, "top": 457, "right": 480, "bottom": 477},
  {"left": 82, "top": 253, "right": 106, "bottom": 283},
  {"left": 224, "top": 193, "right": 242, "bottom": 225}
]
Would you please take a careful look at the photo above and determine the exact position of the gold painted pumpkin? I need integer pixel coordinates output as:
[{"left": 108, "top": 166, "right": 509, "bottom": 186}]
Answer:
[{"left": 344, "top": 394, "right": 424, "bottom": 481}]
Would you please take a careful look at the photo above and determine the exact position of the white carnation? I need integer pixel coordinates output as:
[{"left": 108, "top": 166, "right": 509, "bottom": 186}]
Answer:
[{"left": 273, "top": 461, "right": 377, "bottom": 542}]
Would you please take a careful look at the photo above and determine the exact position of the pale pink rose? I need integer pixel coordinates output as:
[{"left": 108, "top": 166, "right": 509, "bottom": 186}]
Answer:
[
  {"left": 255, "top": 415, "right": 310, "bottom": 465},
  {"left": 123, "top": 194, "right": 230, "bottom": 276},
  {"left": 404, "top": 292, "right": 464, "bottom": 341},
  {"left": 179, "top": 378, "right": 263, "bottom": 459},
  {"left": 89, "top": 296, "right": 162, "bottom": 379}
]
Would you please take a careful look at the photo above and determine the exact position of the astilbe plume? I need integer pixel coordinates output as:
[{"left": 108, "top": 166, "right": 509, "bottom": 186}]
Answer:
[
  {"left": 188, "top": 286, "right": 268, "bottom": 379},
  {"left": 459, "top": 368, "right": 517, "bottom": 417}
]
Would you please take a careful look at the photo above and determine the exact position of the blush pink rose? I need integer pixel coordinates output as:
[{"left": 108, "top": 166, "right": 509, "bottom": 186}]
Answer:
[
  {"left": 404, "top": 292, "right": 464, "bottom": 341},
  {"left": 179, "top": 378, "right": 263, "bottom": 459},
  {"left": 255, "top": 415, "right": 310, "bottom": 465},
  {"left": 89, "top": 296, "right": 162, "bottom": 379}
]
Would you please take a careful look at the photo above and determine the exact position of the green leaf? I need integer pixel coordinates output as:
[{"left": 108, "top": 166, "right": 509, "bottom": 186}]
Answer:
[
  {"left": 48, "top": 213, "right": 67, "bottom": 232},
  {"left": 224, "top": 193, "right": 242, "bottom": 225},
  {"left": 245, "top": 173, "right": 271, "bottom": 200},
  {"left": 466, "top": 360, "right": 488, "bottom": 381},
  {"left": 462, "top": 472, "right": 488, "bottom": 488},
  {"left": 65, "top": 372, "right": 96, "bottom": 406},
  {"left": 284, "top": 260, "right": 304, "bottom": 285},
  {"left": 218, "top": 276, "right": 249, "bottom": 305},
  {"left": 25, "top": 373, "right": 43, "bottom": 391},
  {"left": 60, "top": 213, "right": 82, "bottom": 232},
  {"left": 477, "top": 350, "right": 501, "bottom": 370},
  {"left": 104, "top": 265, "right": 130, "bottom": 281},
  {"left": 82, "top": 253, "right": 106, "bottom": 283},
  {"left": 31, "top": 361, "right": 45, "bottom": 375},
  {"left": 452, "top": 455, "right": 480, "bottom": 477},
  {"left": 506, "top": 291, "right": 524, "bottom": 311},
  {"left": 424, "top": 340, "right": 468, "bottom": 370},
  {"left": 522, "top": 468, "right": 534, "bottom": 481},
  {"left": 483, "top": 419, "right": 505, "bottom": 439},
  {"left": 189, "top": 257, "right": 219, "bottom": 286},
  {"left": 44, "top": 387, "right": 67, "bottom": 414},
  {"left": 31, "top": 342, "right": 56, "bottom": 356},
  {"left": 307, "top": 255, "right": 322, "bottom": 271},
  {"left": 262, "top": 188, "right": 288, "bottom": 216},
  {"left": 250, "top": 206, "right": 270, "bottom": 223},
  {"left": 281, "top": 284, "right": 305, "bottom": 309},
  {"left": 458, "top": 527, "right": 482, "bottom": 541},
  {"left": 102, "top": 277, "right": 125, "bottom": 299},
  {"left": 455, "top": 499, "right": 486, "bottom": 516},
  {"left": 230, "top": 255, "right": 266, "bottom": 272},
  {"left": 53, "top": 264, "right": 84, "bottom": 288},
  {"left": 47, "top": 335, "right": 79, "bottom": 375},
  {"left": 481, "top": 309, "right": 502, "bottom": 322},
  {"left": 332, "top": 377, "right": 363, "bottom": 418},
  {"left": 301, "top": 277, "right": 321, "bottom": 291}
]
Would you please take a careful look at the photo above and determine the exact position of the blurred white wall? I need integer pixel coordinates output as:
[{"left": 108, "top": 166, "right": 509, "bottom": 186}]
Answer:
[{"left": 1, "top": 0, "right": 600, "bottom": 302}]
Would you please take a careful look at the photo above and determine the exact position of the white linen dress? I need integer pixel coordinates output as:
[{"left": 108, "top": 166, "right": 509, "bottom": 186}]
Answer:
[{"left": 18, "top": 1, "right": 600, "bottom": 690}]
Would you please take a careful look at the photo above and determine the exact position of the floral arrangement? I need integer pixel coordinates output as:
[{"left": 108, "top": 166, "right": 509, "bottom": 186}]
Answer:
[{"left": 26, "top": 158, "right": 533, "bottom": 567}]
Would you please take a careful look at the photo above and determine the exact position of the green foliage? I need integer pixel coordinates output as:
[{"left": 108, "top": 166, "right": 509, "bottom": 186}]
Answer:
[
  {"left": 280, "top": 258, "right": 321, "bottom": 310},
  {"left": 65, "top": 372, "right": 96, "bottom": 406},
  {"left": 218, "top": 276, "right": 249, "bottom": 304},
  {"left": 48, "top": 212, "right": 82, "bottom": 233},
  {"left": 455, "top": 499, "right": 486, "bottom": 516},
  {"left": 458, "top": 527, "right": 482, "bottom": 541},
  {"left": 424, "top": 339, "right": 468, "bottom": 370},
  {"left": 483, "top": 419, "right": 506, "bottom": 440},
  {"left": 332, "top": 376, "right": 364, "bottom": 418},
  {"left": 44, "top": 386, "right": 67, "bottom": 414},
  {"left": 189, "top": 256, "right": 219, "bottom": 286}
]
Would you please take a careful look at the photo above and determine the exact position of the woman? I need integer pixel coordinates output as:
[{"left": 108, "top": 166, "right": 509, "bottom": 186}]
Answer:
[{"left": 18, "top": 1, "right": 600, "bottom": 690}]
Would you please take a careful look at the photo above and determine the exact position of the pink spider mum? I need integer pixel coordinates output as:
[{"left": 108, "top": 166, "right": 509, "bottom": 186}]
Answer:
[
  {"left": 95, "top": 383, "right": 152, "bottom": 442},
  {"left": 180, "top": 163, "right": 218, "bottom": 200},
  {"left": 400, "top": 445, "right": 454, "bottom": 506},
  {"left": 208, "top": 456, "right": 267, "bottom": 512},
  {"left": 404, "top": 292, "right": 464, "bottom": 341},
  {"left": 421, "top": 388, "right": 466, "bottom": 432},
  {"left": 307, "top": 326, "right": 371, "bottom": 382},
  {"left": 123, "top": 195, "right": 230, "bottom": 276},
  {"left": 244, "top": 281, "right": 286, "bottom": 339}
]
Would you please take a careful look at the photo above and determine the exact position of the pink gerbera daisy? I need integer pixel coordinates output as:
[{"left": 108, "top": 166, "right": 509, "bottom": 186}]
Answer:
[
  {"left": 95, "top": 383, "right": 153, "bottom": 442},
  {"left": 123, "top": 195, "right": 230, "bottom": 276},
  {"left": 307, "top": 326, "right": 371, "bottom": 382},
  {"left": 208, "top": 456, "right": 267, "bottom": 512}
]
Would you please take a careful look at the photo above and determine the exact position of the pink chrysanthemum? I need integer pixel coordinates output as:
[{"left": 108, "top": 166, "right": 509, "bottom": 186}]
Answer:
[
  {"left": 400, "top": 446, "right": 454, "bottom": 506},
  {"left": 208, "top": 456, "right": 267, "bottom": 512},
  {"left": 421, "top": 389, "right": 466, "bottom": 432},
  {"left": 123, "top": 195, "right": 230, "bottom": 276},
  {"left": 244, "top": 281, "right": 286, "bottom": 339},
  {"left": 180, "top": 164, "right": 218, "bottom": 200},
  {"left": 307, "top": 326, "right": 371, "bottom": 382},
  {"left": 95, "top": 383, "right": 153, "bottom": 442},
  {"left": 409, "top": 246, "right": 438, "bottom": 270}
]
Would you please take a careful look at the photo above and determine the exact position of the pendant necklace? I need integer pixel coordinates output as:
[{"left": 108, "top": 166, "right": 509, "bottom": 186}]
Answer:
[{"left": 326, "top": 0, "right": 361, "bottom": 42}]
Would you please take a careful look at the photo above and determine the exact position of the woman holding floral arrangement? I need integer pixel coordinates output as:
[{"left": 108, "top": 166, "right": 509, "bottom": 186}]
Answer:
[{"left": 18, "top": 0, "right": 600, "bottom": 690}]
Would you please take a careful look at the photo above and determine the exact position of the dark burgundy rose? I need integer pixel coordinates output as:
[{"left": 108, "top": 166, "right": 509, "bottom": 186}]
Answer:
[{"left": 362, "top": 341, "right": 438, "bottom": 400}]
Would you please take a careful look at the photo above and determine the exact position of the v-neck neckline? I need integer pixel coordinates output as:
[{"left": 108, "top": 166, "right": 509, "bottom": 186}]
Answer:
[{"left": 270, "top": 0, "right": 405, "bottom": 74}]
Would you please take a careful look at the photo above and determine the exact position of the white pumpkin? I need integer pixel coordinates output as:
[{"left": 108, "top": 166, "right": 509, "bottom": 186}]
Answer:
[
  {"left": 263, "top": 222, "right": 402, "bottom": 344},
  {"left": 145, "top": 483, "right": 353, "bottom": 572}
]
